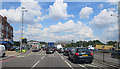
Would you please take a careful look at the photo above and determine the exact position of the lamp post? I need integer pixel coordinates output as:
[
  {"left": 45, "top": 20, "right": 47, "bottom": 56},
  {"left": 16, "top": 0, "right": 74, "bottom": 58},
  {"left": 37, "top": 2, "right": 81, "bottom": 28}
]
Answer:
[{"left": 20, "top": 7, "right": 27, "bottom": 52}]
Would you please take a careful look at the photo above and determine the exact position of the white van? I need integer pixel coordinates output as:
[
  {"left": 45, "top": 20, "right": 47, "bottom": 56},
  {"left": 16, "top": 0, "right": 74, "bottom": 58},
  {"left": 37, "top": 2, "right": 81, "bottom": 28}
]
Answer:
[{"left": 0, "top": 45, "right": 6, "bottom": 57}]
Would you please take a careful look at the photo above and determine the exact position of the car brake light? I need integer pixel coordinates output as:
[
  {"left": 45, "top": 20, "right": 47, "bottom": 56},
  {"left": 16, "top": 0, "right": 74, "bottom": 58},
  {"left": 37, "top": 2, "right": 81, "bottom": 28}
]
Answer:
[
  {"left": 67, "top": 50, "right": 69, "bottom": 52},
  {"left": 75, "top": 53, "right": 79, "bottom": 56},
  {"left": 90, "top": 53, "right": 93, "bottom": 55}
]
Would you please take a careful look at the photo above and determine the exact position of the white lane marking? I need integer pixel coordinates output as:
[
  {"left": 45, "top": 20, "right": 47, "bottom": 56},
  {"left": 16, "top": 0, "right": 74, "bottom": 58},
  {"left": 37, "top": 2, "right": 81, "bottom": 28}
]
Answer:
[
  {"left": 31, "top": 61, "right": 40, "bottom": 69},
  {"left": 65, "top": 60, "right": 73, "bottom": 69},
  {"left": 56, "top": 51, "right": 73, "bottom": 69},
  {"left": 86, "top": 64, "right": 98, "bottom": 67},
  {"left": 78, "top": 64, "right": 85, "bottom": 67},
  {"left": 41, "top": 56, "right": 45, "bottom": 59}
]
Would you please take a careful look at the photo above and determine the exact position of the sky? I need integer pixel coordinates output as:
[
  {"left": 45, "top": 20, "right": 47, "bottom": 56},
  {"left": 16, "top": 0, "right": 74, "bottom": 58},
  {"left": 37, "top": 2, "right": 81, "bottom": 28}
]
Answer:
[{"left": 0, "top": 0, "right": 119, "bottom": 43}]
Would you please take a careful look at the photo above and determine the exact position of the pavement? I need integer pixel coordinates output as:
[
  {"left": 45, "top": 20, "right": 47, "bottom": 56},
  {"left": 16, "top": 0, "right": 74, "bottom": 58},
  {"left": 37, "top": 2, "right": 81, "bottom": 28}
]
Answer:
[
  {"left": 93, "top": 51, "right": 120, "bottom": 67},
  {"left": 1, "top": 50, "right": 120, "bottom": 69}
]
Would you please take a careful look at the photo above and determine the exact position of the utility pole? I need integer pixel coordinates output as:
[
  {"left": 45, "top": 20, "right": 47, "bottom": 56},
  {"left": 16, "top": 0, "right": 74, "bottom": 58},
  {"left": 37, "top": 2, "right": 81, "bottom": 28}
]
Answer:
[{"left": 20, "top": 7, "right": 27, "bottom": 52}]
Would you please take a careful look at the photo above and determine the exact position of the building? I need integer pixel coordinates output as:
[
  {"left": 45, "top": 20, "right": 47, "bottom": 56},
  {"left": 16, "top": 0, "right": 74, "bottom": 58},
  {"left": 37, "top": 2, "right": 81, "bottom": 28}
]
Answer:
[{"left": 0, "top": 15, "right": 14, "bottom": 50}]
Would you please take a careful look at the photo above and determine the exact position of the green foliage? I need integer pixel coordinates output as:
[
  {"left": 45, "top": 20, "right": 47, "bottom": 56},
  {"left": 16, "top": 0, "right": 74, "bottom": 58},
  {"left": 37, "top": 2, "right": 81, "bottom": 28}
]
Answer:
[{"left": 107, "top": 41, "right": 118, "bottom": 47}]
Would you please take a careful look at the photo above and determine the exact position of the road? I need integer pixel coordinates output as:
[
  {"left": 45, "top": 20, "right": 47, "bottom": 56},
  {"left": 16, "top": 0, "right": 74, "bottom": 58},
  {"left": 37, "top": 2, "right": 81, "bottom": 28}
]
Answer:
[{"left": 1, "top": 50, "right": 120, "bottom": 69}]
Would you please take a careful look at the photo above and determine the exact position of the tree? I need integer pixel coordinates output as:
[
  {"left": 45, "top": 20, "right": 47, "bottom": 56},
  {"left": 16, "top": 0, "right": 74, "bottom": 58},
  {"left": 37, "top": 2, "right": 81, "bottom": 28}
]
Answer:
[{"left": 107, "top": 41, "right": 118, "bottom": 47}]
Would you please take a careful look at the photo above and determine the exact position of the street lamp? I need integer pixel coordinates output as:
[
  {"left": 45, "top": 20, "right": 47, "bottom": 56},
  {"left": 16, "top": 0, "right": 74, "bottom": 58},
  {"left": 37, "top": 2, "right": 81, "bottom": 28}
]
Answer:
[{"left": 20, "top": 7, "right": 27, "bottom": 52}]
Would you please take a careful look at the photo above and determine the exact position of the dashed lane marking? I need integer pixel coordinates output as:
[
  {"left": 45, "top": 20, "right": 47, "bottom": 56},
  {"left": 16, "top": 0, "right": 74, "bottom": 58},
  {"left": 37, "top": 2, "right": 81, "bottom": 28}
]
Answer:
[
  {"left": 41, "top": 56, "right": 45, "bottom": 59},
  {"left": 65, "top": 60, "right": 74, "bottom": 69},
  {"left": 31, "top": 61, "right": 40, "bottom": 69}
]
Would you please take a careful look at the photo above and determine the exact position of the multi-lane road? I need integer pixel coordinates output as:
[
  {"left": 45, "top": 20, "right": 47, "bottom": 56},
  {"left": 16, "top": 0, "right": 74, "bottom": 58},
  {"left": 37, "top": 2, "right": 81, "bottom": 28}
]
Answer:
[{"left": 1, "top": 50, "right": 120, "bottom": 69}]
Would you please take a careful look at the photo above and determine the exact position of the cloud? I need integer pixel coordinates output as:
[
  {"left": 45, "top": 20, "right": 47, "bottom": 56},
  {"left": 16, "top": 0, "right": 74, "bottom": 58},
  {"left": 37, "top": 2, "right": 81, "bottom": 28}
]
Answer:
[
  {"left": 90, "top": 9, "right": 118, "bottom": 41},
  {"left": 0, "top": 0, "right": 42, "bottom": 24},
  {"left": 18, "top": 20, "right": 94, "bottom": 42},
  {"left": 38, "top": 0, "right": 74, "bottom": 20},
  {"left": 79, "top": 7, "right": 93, "bottom": 18},
  {"left": 90, "top": 9, "right": 117, "bottom": 28},
  {"left": 106, "top": 0, "right": 120, "bottom": 5}
]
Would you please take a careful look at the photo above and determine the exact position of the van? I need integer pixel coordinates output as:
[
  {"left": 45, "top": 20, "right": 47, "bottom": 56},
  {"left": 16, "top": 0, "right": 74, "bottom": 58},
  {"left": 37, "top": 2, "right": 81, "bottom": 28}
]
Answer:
[{"left": 0, "top": 45, "right": 6, "bottom": 57}]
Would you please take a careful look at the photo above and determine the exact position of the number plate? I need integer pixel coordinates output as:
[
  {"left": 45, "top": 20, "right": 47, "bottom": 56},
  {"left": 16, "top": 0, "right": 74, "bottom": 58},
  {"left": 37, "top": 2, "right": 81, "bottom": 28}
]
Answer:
[{"left": 82, "top": 55, "right": 88, "bottom": 56}]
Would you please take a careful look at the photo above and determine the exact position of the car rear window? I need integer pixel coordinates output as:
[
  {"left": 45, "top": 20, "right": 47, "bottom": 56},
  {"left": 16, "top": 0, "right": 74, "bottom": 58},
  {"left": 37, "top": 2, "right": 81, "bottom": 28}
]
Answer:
[{"left": 77, "top": 48, "right": 91, "bottom": 53}]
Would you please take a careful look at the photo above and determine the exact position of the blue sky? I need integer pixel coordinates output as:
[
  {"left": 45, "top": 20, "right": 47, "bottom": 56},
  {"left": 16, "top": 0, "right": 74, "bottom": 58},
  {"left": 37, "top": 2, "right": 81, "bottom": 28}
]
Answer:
[{"left": 0, "top": 0, "right": 118, "bottom": 42}]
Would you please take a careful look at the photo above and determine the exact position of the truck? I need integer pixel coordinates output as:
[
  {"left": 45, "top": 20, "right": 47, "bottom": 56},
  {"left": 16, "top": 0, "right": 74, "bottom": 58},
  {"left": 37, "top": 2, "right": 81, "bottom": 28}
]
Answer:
[
  {"left": 48, "top": 42, "right": 54, "bottom": 47},
  {"left": 32, "top": 42, "right": 41, "bottom": 52}
]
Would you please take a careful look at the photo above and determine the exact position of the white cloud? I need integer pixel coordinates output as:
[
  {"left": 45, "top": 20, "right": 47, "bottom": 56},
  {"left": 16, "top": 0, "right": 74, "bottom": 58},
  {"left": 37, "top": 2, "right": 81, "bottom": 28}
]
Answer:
[
  {"left": 106, "top": 0, "right": 120, "bottom": 5},
  {"left": 0, "top": 0, "right": 42, "bottom": 24},
  {"left": 90, "top": 9, "right": 117, "bottom": 28},
  {"left": 90, "top": 9, "right": 118, "bottom": 41},
  {"left": 79, "top": 7, "right": 93, "bottom": 18},
  {"left": 38, "top": 0, "right": 74, "bottom": 20},
  {"left": 20, "top": 20, "right": 94, "bottom": 42}
]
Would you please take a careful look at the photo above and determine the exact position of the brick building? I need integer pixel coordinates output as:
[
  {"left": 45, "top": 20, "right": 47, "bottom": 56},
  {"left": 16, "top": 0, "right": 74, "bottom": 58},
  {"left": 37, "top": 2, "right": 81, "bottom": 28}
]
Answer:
[{"left": 0, "top": 15, "right": 14, "bottom": 49}]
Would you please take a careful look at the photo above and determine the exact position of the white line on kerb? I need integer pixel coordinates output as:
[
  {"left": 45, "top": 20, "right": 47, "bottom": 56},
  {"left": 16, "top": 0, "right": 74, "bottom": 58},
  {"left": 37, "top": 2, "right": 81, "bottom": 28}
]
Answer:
[{"left": 31, "top": 61, "right": 40, "bottom": 69}]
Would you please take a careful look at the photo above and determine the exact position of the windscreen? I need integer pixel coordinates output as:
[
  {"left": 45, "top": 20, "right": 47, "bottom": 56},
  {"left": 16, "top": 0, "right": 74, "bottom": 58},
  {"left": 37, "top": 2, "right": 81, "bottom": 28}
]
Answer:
[{"left": 77, "top": 48, "right": 91, "bottom": 53}]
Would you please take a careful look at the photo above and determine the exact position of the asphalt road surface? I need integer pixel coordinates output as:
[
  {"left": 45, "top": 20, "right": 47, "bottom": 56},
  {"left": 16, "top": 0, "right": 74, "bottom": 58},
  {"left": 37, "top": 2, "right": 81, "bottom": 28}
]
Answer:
[{"left": 1, "top": 50, "right": 120, "bottom": 69}]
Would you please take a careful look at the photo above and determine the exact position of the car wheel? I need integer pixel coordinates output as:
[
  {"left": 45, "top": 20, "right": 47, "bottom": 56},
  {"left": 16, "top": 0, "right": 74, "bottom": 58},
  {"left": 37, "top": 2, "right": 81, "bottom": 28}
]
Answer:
[{"left": 2, "top": 53, "right": 5, "bottom": 57}]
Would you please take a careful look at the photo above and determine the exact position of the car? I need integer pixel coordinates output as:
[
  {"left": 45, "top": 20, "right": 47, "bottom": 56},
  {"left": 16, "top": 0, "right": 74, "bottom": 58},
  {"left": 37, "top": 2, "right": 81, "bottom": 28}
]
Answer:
[
  {"left": 68, "top": 47, "right": 94, "bottom": 63},
  {"left": 58, "top": 48, "right": 65, "bottom": 53},
  {"left": 46, "top": 47, "right": 55, "bottom": 54},
  {"left": 8, "top": 46, "right": 16, "bottom": 51},
  {"left": 111, "top": 49, "right": 120, "bottom": 59},
  {"left": 63, "top": 47, "right": 72, "bottom": 56},
  {"left": 0, "top": 45, "right": 6, "bottom": 57}
]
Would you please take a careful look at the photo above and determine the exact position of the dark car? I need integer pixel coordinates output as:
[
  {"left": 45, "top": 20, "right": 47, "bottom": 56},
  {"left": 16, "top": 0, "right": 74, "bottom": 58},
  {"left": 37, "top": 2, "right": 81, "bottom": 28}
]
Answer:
[
  {"left": 58, "top": 48, "right": 65, "bottom": 53},
  {"left": 68, "top": 47, "right": 94, "bottom": 63},
  {"left": 46, "top": 47, "right": 55, "bottom": 54},
  {"left": 8, "top": 46, "right": 16, "bottom": 51},
  {"left": 63, "top": 47, "right": 72, "bottom": 56},
  {"left": 111, "top": 49, "right": 120, "bottom": 59}
]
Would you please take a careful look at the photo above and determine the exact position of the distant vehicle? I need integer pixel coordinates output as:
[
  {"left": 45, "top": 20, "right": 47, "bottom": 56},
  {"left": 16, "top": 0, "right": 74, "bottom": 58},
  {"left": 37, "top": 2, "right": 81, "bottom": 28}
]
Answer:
[
  {"left": 0, "top": 45, "right": 6, "bottom": 57},
  {"left": 63, "top": 47, "right": 72, "bottom": 56},
  {"left": 32, "top": 42, "right": 41, "bottom": 52},
  {"left": 111, "top": 49, "right": 120, "bottom": 59},
  {"left": 46, "top": 47, "right": 55, "bottom": 54},
  {"left": 68, "top": 47, "right": 94, "bottom": 63},
  {"left": 48, "top": 42, "right": 54, "bottom": 47},
  {"left": 58, "top": 48, "right": 65, "bottom": 53},
  {"left": 88, "top": 45, "right": 94, "bottom": 51},
  {"left": 9, "top": 46, "right": 16, "bottom": 51}
]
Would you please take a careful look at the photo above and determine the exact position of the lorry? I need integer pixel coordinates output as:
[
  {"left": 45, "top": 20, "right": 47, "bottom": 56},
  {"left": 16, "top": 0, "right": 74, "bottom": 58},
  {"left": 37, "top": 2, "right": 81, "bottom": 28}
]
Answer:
[
  {"left": 48, "top": 42, "right": 54, "bottom": 47},
  {"left": 32, "top": 42, "right": 41, "bottom": 52}
]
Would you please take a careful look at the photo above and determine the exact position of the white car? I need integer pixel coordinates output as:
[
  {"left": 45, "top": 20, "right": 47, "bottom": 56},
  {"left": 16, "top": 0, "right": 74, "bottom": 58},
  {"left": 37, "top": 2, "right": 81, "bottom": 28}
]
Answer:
[{"left": 0, "top": 45, "right": 6, "bottom": 57}]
